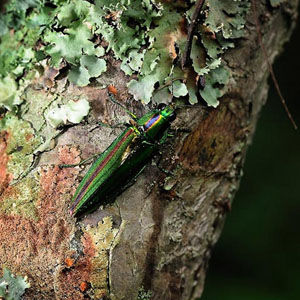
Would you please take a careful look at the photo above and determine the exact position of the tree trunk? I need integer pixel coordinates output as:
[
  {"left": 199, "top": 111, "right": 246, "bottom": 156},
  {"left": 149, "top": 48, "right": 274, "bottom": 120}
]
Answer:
[{"left": 0, "top": 0, "right": 298, "bottom": 299}]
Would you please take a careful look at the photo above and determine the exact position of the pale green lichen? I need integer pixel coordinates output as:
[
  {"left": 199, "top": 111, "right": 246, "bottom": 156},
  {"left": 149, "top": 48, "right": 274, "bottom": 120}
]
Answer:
[
  {"left": 199, "top": 65, "right": 230, "bottom": 108},
  {"left": 0, "top": 76, "right": 22, "bottom": 111},
  {"left": 44, "top": 21, "right": 97, "bottom": 66},
  {"left": 0, "top": 268, "right": 30, "bottom": 300},
  {"left": 20, "top": 88, "right": 90, "bottom": 156},
  {"left": 21, "top": 88, "right": 56, "bottom": 132},
  {"left": 204, "top": 0, "right": 250, "bottom": 39},
  {"left": 0, "top": 0, "right": 49, "bottom": 112},
  {"left": 45, "top": 98, "right": 90, "bottom": 128},
  {"left": 1, "top": 113, "right": 43, "bottom": 180},
  {"left": 125, "top": 0, "right": 248, "bottom": 105},
  {"left": 69, "top": 55, "right": 107, "bottom": 86},
  {"left": 171, "top": 81, "right": 189, "bottom": 98},
  {"left": 127, "top": 8, "right": 182, "bottom": 103},
  {"left": 83, "top": 216, "right": 121, "bottom": 298}
]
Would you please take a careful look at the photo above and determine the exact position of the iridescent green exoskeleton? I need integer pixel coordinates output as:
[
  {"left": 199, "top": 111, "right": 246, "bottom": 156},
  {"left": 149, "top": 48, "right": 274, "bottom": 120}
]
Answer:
[{"left": 69, "top": 104, "right": 176, "bottom": 216}]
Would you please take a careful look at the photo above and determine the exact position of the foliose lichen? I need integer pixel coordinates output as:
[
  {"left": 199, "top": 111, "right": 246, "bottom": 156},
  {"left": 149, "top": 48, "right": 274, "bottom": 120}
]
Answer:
[
  {"left": 0, "top": 268, "right": 30, "bottom": 300},
  {"left": 0, "top": 0, "right": 251, "bottom": 109}
]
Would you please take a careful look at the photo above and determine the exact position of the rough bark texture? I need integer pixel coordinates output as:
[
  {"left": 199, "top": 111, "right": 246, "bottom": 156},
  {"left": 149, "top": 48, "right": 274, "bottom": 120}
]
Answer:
[{"left": 0, "top": 1, "right": 298, "bottom": 299}]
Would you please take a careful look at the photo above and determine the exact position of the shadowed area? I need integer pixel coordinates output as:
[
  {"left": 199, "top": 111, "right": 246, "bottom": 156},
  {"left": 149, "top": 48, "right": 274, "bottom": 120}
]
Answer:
[{"left": 202, "top": 19, "right": 300, "bottom": 300}]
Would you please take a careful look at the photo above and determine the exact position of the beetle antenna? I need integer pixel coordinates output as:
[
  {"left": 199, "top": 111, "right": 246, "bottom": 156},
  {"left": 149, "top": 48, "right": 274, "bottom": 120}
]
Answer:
[{"left": 107, "top": 91, "right": 138, "bottom": 121}]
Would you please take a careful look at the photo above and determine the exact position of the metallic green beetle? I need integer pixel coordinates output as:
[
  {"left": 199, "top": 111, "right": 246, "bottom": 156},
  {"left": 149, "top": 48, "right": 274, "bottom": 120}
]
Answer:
[{"left": 69, "top": 104, "right": 176, "bottom": 216}]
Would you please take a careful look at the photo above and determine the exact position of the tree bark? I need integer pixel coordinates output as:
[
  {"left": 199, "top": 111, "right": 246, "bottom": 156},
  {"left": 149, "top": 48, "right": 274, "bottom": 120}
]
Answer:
[{"left": 0, "top": 1, "right": 298, "bottom": 299}]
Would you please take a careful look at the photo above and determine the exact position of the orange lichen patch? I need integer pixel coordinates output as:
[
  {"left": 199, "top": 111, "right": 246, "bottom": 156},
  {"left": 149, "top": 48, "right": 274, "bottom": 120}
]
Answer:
[
  {"left": 35, "top": 164, "right": 75, "bottom": 245},
  {"left": 179, "top": 104, "right": 241, "bottom": 172},
  {"left": 0, "top": 215, "right": 38, "bottom": 260},
  {"left": 38, "top": 146, "right": 80, "bottom": 216},
  {"left": 0, "top": 213, "right": 64, "bottom": 299},
  {"left": 38, "top": 145, "right": 80, "bottom": 202},
  {"left": 79, "top": 281, "right": 88, "bottom": 292},
  {"left": 108, "top": 84, "right": 118, "bottom": 95},
  {"left": 65, "top": 257, "right": 75, "bottom": 268},
  {"left": 0, "top": 130, "right": 12, "bottom": 193},
  {"left": 37, "top": 147, "right": 80, "bottom": 249},
  {"left": 56, "top": 232, "right": 95, "bottom": 299},
  {"left": 56, "top": 257, "right": 93, "bottom": 299}
]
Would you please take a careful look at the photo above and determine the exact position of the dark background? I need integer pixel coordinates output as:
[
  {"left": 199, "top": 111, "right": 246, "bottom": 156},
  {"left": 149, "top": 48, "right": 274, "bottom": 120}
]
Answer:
[{"left": 202, "top": 12, "right": 300, "bottom": 300}]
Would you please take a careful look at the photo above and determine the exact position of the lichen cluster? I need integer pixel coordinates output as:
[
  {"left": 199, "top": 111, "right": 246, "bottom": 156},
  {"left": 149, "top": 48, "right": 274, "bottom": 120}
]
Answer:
[{"left": 0, "top": 0, "right": 251, "bottom": 109}]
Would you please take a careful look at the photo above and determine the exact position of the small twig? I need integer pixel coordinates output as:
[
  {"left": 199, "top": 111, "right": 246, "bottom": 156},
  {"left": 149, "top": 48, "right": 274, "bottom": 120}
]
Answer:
[
  {"left": 253, "top": 0, "right": 297, "bottom": 130},
  {"left": 181, "top": 0, "right": 205, "bottom": 69}
]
